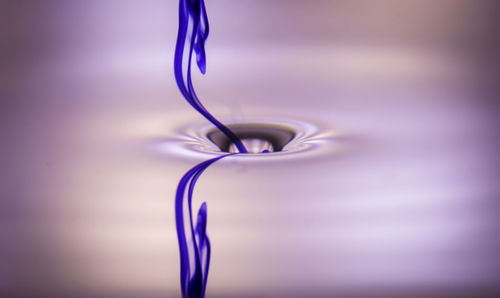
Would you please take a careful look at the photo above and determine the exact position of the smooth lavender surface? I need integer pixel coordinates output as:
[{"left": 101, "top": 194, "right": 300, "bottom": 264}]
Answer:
[{"left": 1, "top": 1, "right": 500, "bottom": 297}]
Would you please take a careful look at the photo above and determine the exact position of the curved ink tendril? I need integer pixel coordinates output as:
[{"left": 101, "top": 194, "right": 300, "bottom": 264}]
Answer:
[
  {"left": 174, "top": 0, "right": 247, "bottom": 153},
  {"left": 175, "top": 154, "right": 235, "bottom": 297}
]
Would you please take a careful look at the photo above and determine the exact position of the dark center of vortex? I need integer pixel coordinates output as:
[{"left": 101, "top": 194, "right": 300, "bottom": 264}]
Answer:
[{"left": 207, "top": 124, "right": 295, "bottom": 153}]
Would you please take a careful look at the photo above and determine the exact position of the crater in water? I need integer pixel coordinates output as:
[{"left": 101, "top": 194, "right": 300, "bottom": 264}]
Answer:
[
  {"left": 156, "top": 117, "right": 345, "bottom": 160},
  {"left": 207, "top": 124, "right": 295, "bottom": 153}
]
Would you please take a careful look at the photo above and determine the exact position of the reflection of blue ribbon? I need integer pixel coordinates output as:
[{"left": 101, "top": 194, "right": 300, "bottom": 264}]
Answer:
[
  {"left": 174, "top": 0, "right": 247, "bottom": 153},
  {"left": 175, "top": 154, "right": 235, "bottom": 297}
]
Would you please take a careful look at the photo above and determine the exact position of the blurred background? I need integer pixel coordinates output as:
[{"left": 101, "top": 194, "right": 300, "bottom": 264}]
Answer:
[{"left": 1, "top": 0, "right": 499, "bottom": 297}]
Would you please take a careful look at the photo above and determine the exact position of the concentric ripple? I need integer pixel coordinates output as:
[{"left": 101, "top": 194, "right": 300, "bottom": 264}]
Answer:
[{"left": 156, "top": 117, "right": 348, "bottom": 161}]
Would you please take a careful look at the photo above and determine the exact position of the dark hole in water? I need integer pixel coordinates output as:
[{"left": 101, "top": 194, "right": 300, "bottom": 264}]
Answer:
[{"left": 207, "top": 124, "right": 295, "bottom": 153}]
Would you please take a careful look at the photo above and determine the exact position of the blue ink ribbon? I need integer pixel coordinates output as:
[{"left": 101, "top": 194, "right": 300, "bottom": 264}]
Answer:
[
  {"left": 174, "top": 0, "right": 247, "bottom": 153},
  {"left": 174, "top": 1, "right": 249, "bottom": 297}
]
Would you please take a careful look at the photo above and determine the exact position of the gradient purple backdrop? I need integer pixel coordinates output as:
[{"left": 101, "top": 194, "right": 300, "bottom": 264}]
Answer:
[{"left": 1, "top": 1, "right": 500, "bottom": 297}]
